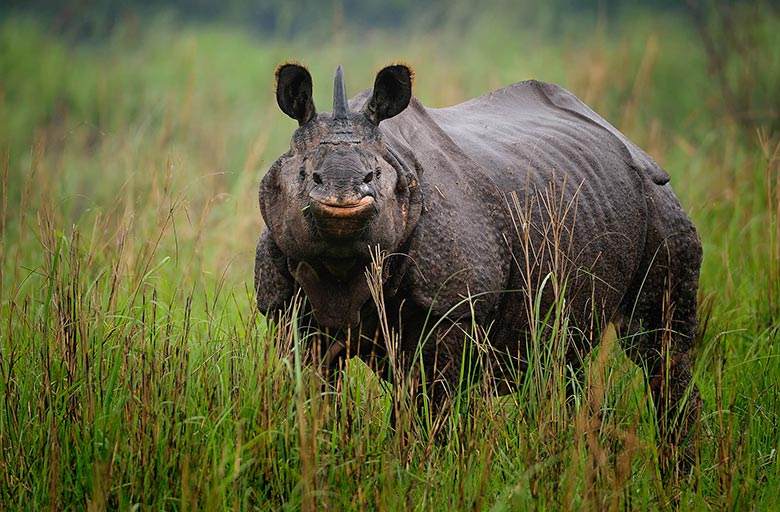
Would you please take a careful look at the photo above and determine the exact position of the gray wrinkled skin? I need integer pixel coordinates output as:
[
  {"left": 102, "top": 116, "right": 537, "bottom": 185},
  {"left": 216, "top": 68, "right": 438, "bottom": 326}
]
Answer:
[{"left": 255, "top": 64, "right": 702, "bottom": 471}]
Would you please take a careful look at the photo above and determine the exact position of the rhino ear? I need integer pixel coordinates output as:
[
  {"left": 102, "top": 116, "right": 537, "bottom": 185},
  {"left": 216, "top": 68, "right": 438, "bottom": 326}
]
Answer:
[
  {"left": 275, "top": 63, "right": 316, "bottom": 125},
  {"left": 363, "top": 64, "right": 413, "bottom": 125}
]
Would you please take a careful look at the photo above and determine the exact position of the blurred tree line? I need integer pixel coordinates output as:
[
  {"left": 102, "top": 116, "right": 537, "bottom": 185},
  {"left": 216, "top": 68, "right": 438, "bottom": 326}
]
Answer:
[
  {"left": 0, "top": 0, "right": 761, "bottom": 39},
  {"left": 2, "top": 0, "right": 778, "bottom": 133}
]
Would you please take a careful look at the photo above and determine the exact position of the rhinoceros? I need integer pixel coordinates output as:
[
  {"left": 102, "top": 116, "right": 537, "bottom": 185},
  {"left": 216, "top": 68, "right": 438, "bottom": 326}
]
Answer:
[{"left": 255, "top": 63, "right": 702, "bottom": 462}]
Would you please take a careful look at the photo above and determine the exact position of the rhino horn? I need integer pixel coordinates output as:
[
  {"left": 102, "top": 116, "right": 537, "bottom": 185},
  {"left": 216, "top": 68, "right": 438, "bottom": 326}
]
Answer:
[{"left": 333, "top": 65, "right": 350, "bottom": 121}]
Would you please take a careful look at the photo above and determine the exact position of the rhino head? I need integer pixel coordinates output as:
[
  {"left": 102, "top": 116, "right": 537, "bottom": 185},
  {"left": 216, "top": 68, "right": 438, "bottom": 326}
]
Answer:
[{"left": 259, "top": 63, "right": 421, "bottom": 327}]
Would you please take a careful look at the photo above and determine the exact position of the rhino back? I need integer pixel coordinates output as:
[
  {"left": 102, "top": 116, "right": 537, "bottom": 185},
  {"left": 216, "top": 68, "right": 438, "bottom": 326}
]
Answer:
[
  {"left": 425, "top": 80, "right": 654, "bottom": 324},
  {"left": 372, "top": 81, "right": 656, "bottom": 330},
  {"left": 427, "top": 80, "right": 669, "bottom": 187}
]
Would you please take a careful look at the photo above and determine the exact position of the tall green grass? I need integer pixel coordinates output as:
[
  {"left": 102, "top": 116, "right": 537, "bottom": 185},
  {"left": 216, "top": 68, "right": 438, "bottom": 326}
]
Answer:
[{"left": 1, "top": 10, "right": 778, "bottom": 510}]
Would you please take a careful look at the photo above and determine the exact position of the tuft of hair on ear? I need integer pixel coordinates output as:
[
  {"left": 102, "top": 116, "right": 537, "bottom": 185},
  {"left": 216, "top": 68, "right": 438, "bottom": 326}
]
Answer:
[
  {"left": 382, "top": 61, "right": 415, "bottom": 88},
  {"left": 363, "top": 62, "right": 414, "bottom": 125},
  {"left": 275, "top": 61, "right": 316, "bottom": 125},
  {"left": 372, "top": 62, "right": 415, "bottom": 97},
  {"left": 274, "top": 61, "right": 309, "bottom": 93}
]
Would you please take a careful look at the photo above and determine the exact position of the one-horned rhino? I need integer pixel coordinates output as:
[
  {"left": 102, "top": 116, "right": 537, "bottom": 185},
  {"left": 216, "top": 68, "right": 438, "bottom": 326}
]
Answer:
[{"left": 255, "top": 63, "right": 702, "bottom": 467}]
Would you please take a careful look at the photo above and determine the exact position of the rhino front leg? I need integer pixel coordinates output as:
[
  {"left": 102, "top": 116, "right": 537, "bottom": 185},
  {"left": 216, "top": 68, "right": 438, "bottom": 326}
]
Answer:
[
  {"left": 254, "top": 229, "right": 296, "bottom": 316},
  {"left": 396, "top": 315, "right": 473, "bottom": 435}
]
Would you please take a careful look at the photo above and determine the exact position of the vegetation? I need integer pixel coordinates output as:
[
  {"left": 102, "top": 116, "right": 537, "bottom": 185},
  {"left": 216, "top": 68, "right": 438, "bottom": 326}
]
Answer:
[{"left": 1, "top": 5, "right": 778, "bottom": 510}]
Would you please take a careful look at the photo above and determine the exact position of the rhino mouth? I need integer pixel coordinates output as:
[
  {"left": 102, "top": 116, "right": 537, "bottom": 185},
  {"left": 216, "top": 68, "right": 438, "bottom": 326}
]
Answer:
[{"left": 309, "top": 196, "right": 376, "bottom": 239}]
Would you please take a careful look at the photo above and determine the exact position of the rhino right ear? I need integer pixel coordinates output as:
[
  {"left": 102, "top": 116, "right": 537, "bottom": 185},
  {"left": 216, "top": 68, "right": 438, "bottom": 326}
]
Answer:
[
  {"left": 275, "top": 63, "right": 316, "bottom": 125},
  {"left": 363, "top": 64, "right": 413, "bottom": 125}
]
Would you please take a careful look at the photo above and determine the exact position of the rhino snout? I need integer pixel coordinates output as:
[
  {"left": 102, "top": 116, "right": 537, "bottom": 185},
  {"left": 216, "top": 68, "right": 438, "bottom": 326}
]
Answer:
[{"left": 309, "top": 195, "right": 376, "bottom": 240}]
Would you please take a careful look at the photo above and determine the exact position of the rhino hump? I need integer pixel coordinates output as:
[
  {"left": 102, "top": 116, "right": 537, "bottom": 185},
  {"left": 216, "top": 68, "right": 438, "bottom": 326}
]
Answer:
[{"left": 425, "top": 80, "right": 670, "bottom": 186}]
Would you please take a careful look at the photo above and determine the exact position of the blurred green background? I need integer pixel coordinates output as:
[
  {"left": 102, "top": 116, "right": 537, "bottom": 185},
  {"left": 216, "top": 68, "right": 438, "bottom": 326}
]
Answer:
[
  {"left": 2, "top": 0, "right": 778, "bottom": 294},
  {"left": 1, "top": 1, "right": 779, "bottom": 509}
]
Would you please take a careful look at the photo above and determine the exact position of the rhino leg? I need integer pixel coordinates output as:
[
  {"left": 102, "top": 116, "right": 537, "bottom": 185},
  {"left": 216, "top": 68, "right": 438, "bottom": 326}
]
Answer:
[
  {"left": 618, "top": 210, "right": 703, "bottom": 477},
  {"left": 392, "top": 313, "right": 471, "bottom": 434},
  {"left": 254, "top": 229, "right": 296, "bottom": 315}
]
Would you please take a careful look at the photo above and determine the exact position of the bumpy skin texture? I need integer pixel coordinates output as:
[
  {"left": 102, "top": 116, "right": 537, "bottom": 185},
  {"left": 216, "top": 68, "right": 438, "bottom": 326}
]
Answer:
[{"left": 255, "top": 64, "right": 702, "bottom": 472}]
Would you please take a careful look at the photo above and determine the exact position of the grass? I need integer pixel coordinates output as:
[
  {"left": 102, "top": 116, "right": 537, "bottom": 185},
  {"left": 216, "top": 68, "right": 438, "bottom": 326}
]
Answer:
[{"left": 1, "top": 8, "right": 779, "bottom": 510}]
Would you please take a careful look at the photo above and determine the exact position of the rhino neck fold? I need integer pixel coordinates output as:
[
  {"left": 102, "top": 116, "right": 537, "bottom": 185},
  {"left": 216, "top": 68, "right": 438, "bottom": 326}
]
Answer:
[{"left": 290, "top": 259, "right": 375, "bottom": 329}]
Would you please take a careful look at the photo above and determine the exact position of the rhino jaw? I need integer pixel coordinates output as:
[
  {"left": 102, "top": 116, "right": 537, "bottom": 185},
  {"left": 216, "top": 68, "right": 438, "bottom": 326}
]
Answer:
[{"left": 309, "top": 196, "right": 376, "bottom": 239}]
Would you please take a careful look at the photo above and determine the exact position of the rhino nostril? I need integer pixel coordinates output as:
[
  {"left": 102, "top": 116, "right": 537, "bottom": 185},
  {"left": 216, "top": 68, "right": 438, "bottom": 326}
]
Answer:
[
  {"left": 363, "top": 171, "right": 374, "bottom": 183},
  {"left": 312, "top": 171, "right": 323, "bottom": 185}
]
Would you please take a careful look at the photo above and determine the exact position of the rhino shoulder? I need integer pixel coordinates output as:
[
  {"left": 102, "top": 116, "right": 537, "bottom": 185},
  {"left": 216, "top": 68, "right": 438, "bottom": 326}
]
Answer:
[
  {"left": 367, "top": 96, "right": 516, "bottom": 320},
  {"left": 254, "top": 229, "right": 296, "bottom": 315}
]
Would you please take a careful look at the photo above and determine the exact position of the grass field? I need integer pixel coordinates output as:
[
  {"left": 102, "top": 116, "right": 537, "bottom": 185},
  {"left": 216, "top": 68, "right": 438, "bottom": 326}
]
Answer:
[{"left": 1, "top": 7, "right": 779, "bottom": 510}]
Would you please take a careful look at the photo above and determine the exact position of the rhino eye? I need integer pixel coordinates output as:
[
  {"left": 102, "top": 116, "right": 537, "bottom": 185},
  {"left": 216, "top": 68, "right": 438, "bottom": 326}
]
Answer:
[
  {"left": 375, "top": 167, "right": 382, "bottom": 179},
  {"left": 299, "top": 167, "right": 306, "bottom": 181},
  {"left": 363, "top": 171, "right": 374, "bottom": 183}
]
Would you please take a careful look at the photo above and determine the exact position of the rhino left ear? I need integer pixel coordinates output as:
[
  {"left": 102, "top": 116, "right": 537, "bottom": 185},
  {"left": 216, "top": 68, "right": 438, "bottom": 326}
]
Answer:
[
  {"left": 276, "top": 63, "right": 317, "bottom": 125},
  {"left": 363, "top": 64, "right": 413, "bottom": 125}
]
